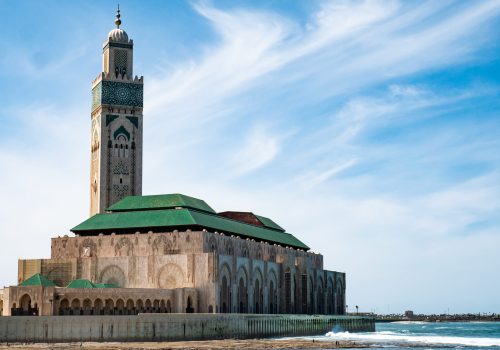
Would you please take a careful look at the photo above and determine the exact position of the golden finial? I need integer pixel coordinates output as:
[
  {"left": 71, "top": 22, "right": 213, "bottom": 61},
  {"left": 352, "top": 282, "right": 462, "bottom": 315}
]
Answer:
[{"left": 115, "top": 4, "right": 122, "bottom": 28}]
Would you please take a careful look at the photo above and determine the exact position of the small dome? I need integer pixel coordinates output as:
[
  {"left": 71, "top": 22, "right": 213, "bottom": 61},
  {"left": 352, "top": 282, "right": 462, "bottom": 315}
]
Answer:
[{"left": 108, "top": 28, "right": 129, "bottom": 43}]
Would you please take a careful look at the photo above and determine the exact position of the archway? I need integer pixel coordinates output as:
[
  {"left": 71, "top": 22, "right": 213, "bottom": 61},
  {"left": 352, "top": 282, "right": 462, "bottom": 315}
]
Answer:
[
  {"left": 219, "top": 263, "right": 231, "bottom": 313},
  {"left": 71, "top": 299, "right": 81, "bottom": 315},
  {"left": 116, "top": 299, "right": 125, "bottom": 315},
  {"left": 309, "top": 276, "right": 314, "bottom": 314},
  {"left": 94, "top": 299, "right": 103, "bottom": 315},
  {"left": 238, "top": 277, "right": 247, "bottom": 313},
  {"left": 153, "top": 299, "right": 160, "bottom": 313},
  {"left": 221, "top": 275, "right": 229, "bottom": 313},
  {"left": 237, "top": 266, "right": 248, "bottom": 313},
  {"left": 136, "top": 299, "right": 144, "bottom": 313},
  {"left": 335, "top": 279, "right": 344, "bottom": 314},
  {"left": 254, "top": 278, "right": 262, "bottom": 314},
  {"left": 105, "top": 299, "right": 114, "bottom": 315},
  {"left": 317, "top": 285, "right": 324, "bottom": 315},
  {"left": 83, "top": 299, "right": 92, "bottom": 315},
  {"left": 268, "top": 270, "right": 278, "bottom": 314},
  {"left": 59, "top": 298, "right": 69, "bottom": 316},
  {"left": 19, "top": 294, "right": 37, "bottom": 315},
  {"left": 269, "top": 280, "right": 275, "bottom": 314},
  {"left": 126, "top": 299, "right": 135, "bottom": 315},
  {"left": 327, "top": 278, "right": 334, "bottom": 314},
  {"left": 186, "top": 296, "right": 194, "bottom": 313},
  {"left": 285, "top": 269, "right": 292, "bottom": 313},
  {"left": 166, "top": 300, "right": 171, "bottom": 313}
]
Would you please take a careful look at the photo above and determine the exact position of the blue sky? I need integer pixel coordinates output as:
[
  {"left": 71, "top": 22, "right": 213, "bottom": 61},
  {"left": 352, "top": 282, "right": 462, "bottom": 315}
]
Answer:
[{"left": 0, "top": 0, "right": 499, "bottom": 314}]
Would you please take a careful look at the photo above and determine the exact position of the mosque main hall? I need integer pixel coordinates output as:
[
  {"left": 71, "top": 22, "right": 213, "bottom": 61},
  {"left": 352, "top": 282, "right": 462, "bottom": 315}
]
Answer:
[{"left": 1, "top": 10, "right": 346, "bottom": 317}]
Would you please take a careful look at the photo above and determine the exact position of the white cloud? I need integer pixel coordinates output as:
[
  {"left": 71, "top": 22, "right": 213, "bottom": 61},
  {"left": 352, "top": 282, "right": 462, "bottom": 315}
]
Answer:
[{"left": 229, "top": 125, "right": 283, "bottom": 175}]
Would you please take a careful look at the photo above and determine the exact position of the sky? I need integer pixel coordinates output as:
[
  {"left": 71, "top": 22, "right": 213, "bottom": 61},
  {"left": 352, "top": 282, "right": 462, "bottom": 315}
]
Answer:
[{"left": 0, "top": 0, "right": 499, "bottom": 315}]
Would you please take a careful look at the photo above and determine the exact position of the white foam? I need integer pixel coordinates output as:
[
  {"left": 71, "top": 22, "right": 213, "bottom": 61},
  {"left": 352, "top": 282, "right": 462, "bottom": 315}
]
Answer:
[{"left": 321, "top": 331, "right": 500, "bottom": 347}]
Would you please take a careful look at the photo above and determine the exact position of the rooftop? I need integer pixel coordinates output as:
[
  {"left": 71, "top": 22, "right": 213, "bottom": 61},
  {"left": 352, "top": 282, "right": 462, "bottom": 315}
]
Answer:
[
  {"left": 72, "top": 194, "right": 309, "bottom": 250},
  {"left": 106, "top": 193, "right": 216, "bottom": 213},
  {"left": 19, "top": 273, "right": 56, "bottom": 287}
]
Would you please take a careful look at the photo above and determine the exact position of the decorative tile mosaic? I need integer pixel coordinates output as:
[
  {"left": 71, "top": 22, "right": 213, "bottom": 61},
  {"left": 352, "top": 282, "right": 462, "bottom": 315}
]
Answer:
[
  {"left": 113, "top": 162, "right": 130, "bottom": 175},
  {"left": 113, "top": 125, "right": 130, "bottom": 140},
  {"left": 93, "top": 80, "right": 143, "bottom": 108},
  {"left": 126, "top": 116, "right": 139, "bottom": 128},
  {"left": 106, "top": 114, "right": 119, "bottom": 126}
]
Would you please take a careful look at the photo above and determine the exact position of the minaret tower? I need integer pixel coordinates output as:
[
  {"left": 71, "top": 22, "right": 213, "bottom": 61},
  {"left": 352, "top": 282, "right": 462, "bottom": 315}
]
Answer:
[{"left": 90, "top": 7, "right": 143, "bottom": 216}]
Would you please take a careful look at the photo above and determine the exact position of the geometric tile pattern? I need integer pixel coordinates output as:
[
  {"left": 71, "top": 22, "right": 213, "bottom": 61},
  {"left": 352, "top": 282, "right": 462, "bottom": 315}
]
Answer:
[{"left": 92, "top": 80, "right": 143, "bottom": 109}]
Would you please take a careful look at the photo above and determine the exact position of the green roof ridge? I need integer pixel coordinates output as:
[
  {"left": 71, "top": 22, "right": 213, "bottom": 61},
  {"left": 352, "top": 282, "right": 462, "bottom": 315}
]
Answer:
[
  {"left": 255, "top": 214, "right": 285, "bottom": 232},
  {"left": 66, "top": 279, "right": 96, "bottom": 288},
  {"left": 106, "top": 193, "right": 216, "bottom": 214},
  {"left": 20, "top": 273, "right": 56, "bottom": 287}
]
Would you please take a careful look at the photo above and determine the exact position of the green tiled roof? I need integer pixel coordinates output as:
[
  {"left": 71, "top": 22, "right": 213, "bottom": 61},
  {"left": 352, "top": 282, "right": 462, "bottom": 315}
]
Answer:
[
  {"left": 255, "top": 215, "right": 285, "bottom": 232},
  {"left": 67, "top": 279, "right": 96, "bottom": 288},
  {"left": 20, "top": 273, "right": 56, "bottom": 287},
  {"left": 72, "top": 208, "right": 309, "bottom": 250},
  {"left": 94, "top": 283, "right": 119, "bottom": 288},
  {"left": 106, "top": 194, "right": 216, "bottom": 214}
]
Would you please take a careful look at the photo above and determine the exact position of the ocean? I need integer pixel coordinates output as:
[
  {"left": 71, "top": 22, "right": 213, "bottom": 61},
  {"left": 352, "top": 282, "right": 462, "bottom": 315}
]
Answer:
[{"left": 304, "top": 321, "right": 500, "bottom": 349}]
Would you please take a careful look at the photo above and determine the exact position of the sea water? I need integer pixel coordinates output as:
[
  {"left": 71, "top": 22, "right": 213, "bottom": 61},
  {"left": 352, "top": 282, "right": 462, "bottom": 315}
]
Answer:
[{"left": 302, "top": 321, "right": 500, "bottom": 349}]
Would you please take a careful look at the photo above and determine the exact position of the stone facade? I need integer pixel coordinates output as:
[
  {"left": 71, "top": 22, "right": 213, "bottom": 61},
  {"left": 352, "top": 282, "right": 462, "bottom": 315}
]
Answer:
[{"left": 12, "top": 229, "right": 345, "bottom": 316}]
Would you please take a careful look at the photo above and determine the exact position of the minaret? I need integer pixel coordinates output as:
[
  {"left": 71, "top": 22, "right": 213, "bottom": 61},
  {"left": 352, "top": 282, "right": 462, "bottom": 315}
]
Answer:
[{"left": 90, "top": 7, "right": 143, "bottom": 216}]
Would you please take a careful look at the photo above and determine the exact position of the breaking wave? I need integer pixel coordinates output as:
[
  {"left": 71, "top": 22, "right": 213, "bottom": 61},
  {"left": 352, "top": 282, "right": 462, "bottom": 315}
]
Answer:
[{"left": 321, "top": 330, "right": 500, "bottom": 347}]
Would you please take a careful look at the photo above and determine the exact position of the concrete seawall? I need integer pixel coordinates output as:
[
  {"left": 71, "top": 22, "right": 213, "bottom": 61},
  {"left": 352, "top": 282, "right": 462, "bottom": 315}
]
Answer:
[{"left": 0, "top": 314, "right": 374, "bottom": 343}]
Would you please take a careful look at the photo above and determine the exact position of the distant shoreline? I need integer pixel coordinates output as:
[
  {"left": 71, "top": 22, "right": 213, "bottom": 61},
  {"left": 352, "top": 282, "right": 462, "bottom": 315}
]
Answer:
[
  {"left": 376, "top": 318, "right": 500, "bottom": 323},
  {"left": 349, "top": 312, "right": 500, "bottom": 324}
]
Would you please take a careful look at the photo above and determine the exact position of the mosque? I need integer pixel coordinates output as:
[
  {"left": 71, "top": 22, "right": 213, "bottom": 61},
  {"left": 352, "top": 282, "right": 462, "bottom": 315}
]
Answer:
[{"left": 0, "top": 9, "right": 346, "bottom": 317}]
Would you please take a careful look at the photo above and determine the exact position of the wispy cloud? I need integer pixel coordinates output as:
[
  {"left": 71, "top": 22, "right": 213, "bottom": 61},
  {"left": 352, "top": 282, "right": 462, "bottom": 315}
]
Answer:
[{"left": 229, "top": 125, "right": 285, "bottom": 175}]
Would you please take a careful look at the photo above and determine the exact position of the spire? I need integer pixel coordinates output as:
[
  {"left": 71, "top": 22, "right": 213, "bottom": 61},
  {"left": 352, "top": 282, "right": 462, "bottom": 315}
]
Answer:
[{"left": 115, "top": 4, "right": 122, "bottom": 28}]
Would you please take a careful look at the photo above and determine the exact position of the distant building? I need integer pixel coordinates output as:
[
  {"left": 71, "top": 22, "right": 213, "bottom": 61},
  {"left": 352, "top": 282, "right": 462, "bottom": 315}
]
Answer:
[
  {"left": 1, "top": 8, "right": 346, "bottom": 317},
  {"left": 405, "top": 310, "right": 414, "bottom": 318}
]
